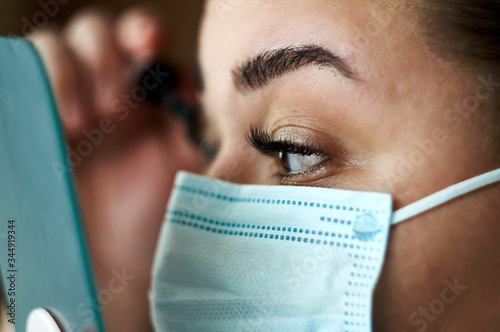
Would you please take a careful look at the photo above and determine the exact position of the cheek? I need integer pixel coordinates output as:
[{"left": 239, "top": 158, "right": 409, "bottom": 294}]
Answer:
[{"left": 374, "top": 184, "right": 500, "bottom": 331}]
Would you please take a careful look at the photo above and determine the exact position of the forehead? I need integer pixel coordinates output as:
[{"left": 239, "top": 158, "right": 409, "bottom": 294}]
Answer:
[
  {"left": 200, "top": 0, "right": 417, "bottom": 62},
  {"left": 198, "top": 0, "right": 422, "bottom": 113},
  {"left": 200, "top": 0, "right": 422, "bottom": 85}
]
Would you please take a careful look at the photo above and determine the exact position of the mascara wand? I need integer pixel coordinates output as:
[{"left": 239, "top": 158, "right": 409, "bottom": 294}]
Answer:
[{"left": 139, "top": 62, "right": 200, "bottom": 139}]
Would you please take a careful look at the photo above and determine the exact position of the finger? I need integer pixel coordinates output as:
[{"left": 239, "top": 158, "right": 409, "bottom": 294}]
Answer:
[
  {"left": 28, "top": 27, "right": 89, "bottom": 136},
  {"left": 115, "top": 5, "right": 171, "bottom": 69},
  {"left": 64, "top": 7, "right": 129, "bottom": 116}
]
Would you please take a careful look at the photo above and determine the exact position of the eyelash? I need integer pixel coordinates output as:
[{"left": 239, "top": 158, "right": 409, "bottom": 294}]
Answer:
[{"left": 246, "top": 125, "right": 327, "bottom": 180}]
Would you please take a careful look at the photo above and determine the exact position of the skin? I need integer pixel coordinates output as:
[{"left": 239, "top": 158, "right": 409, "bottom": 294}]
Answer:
[
  {"left": 200, "top": 2, "right": 500, "bottom": 331},
  {"left": 30, "top": 0, "right": 500, "bottom": 331}
]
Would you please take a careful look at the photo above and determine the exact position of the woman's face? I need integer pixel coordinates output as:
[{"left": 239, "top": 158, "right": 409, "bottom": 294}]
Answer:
[{"left": 198, "top": 0, "right": 500, "bottom": 330}]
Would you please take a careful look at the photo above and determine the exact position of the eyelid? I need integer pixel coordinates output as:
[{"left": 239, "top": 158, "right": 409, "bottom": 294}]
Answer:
[
  {"left": 245, "top": 124, "right": 357, "bottom": 184},
  {"left": 246, "top": 125, "right": 326, "bottom": 157}
]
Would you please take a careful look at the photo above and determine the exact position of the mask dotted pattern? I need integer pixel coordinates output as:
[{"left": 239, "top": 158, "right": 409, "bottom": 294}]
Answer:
[{"left": 150, "top": 172, "right": 393, "bottom": 332}]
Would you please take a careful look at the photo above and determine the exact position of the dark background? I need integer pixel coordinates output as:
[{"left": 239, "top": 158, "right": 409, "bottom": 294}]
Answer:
[{"left": 0, "top": 0, "right": 205, "bottom": 61}]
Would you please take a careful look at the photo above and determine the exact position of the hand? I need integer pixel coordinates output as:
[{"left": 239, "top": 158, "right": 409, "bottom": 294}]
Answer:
[{"left": 29, "top": 5, "right": 202, "bottom": 331}]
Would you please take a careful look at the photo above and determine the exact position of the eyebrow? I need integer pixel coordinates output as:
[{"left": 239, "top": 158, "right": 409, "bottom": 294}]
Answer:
[{"left": 232, "top": 44, "right": 356, "bottom": 92}]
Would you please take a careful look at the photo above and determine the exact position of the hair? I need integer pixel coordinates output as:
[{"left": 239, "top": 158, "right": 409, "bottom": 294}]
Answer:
[
  {"left": 420, "top": 0, "right": 500, "bottom": 67},
  {"left": 418, "top": 0, "right": 500, "bottom": 158}
]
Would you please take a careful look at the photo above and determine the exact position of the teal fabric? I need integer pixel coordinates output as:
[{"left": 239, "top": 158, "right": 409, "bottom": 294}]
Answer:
[
  {"left": 0, "top": 37, "right": 104, "bottom": 332},
  {"left": 150, "top": 171, "right": 392, "bottom": 332}
]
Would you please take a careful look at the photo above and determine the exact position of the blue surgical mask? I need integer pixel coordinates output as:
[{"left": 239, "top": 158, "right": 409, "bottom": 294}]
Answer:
[{"left": 149, "top": 168, "right": 500, "bottom": 332}]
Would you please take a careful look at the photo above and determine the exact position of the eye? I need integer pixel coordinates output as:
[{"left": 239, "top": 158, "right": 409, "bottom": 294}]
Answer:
[
  {"left": 246, "top": 125, "right": 331, "bottom": 180},
  {"left": 279, "top": 151, "right": 328, "bottom": 174}
]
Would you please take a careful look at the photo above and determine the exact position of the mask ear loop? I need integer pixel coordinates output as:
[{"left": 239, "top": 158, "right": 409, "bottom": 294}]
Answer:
[{"left": 392, "top": 168, "right": 500, "bottom": 225}]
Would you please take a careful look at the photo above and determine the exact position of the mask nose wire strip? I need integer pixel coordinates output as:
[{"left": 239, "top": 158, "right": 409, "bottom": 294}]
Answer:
[{"left": 392, "top": 168, "right": 500, "bottom": 225}]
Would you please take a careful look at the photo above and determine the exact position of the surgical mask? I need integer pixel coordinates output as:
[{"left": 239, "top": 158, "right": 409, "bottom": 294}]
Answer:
[{"left": 149, "top": 168, "right": 500, "bottom": 332}]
